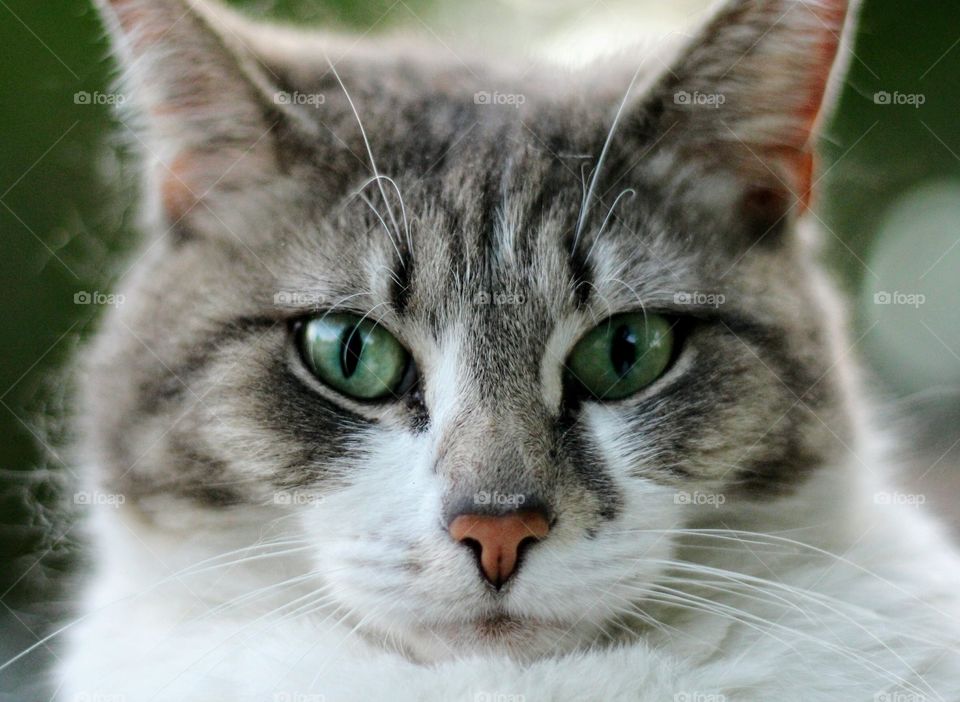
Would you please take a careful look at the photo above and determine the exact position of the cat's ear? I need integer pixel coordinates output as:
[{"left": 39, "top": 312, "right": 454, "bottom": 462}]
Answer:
[
  {"left": 96, "top": 0, "right": 291, "bottom": 224},
  {"left": 644, "top": 0, "right": 855, "bottom": 220}
]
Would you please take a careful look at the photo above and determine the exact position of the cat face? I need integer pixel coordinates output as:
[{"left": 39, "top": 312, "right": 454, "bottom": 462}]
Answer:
[{"left": 87, "top": 0, "right": 857, "bottom": 658}]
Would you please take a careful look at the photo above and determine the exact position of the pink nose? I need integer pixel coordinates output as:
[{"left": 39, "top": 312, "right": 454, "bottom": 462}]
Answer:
[{"left": 448, "top": 511, "right": 551, "bottom": 587}]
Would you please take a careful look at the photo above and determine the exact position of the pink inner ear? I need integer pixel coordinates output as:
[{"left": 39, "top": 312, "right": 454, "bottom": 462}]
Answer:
[
  {"left": 791, "top": 1, "right": 849, "bottom": 129},
  {"left": 797, "top": 151, "right": 815, "bottom": 211},
  {"left": 793, "top": 1, "right": 849, "bottom": 209}
]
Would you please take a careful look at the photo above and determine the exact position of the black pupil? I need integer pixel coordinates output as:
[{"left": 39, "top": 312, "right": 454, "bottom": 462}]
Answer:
[
  {"left": 340, "top": 326, "right": 364, "bottom": 378},
  {"left": 610, "top": 324, "right": 638, "bottom": 377}
]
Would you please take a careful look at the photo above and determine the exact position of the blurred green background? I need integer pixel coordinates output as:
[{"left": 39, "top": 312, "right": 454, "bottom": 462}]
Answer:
[{"left": 1, "top": 0, "right": 959, "bottom": 696}]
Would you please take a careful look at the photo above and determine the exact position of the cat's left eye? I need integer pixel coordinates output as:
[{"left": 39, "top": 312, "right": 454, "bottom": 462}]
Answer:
[
  {"left": 566, "top": 312, "right": 675, "bottom": 401},
  {"left": 297, "top": 314, "right": 412, "bottom": 401}
]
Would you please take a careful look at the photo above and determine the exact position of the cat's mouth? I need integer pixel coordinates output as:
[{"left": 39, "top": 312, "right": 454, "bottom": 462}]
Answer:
[
  {"left": 411, "top": 610, "right": 596, "bottom": 660},
  {"left": 453, "top": 611, "right": 573, "bottom": 642},
  {"left": 472, "top": 613, "right": 532, "bottom": 636}
]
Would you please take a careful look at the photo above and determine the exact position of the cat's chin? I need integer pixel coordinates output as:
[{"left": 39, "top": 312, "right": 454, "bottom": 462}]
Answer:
[{"left": 386, "top": 613, "right": 606, "bottom": 663}]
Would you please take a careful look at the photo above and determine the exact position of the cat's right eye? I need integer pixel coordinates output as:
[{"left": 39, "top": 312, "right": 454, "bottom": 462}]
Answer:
[
  {"left": 565, "top": 312, "right": 675, "bottom": 401},
  {"left": 296, "top": 314, "right": 413, "bottom": 401}
]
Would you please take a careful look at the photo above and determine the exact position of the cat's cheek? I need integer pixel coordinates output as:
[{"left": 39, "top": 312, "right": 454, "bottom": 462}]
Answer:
[
  {"left": 576, "top": 402, "right": 687, "bottom": 539},
  {"left": 290, "top": 428, "right": 465, "bottom": 613}
]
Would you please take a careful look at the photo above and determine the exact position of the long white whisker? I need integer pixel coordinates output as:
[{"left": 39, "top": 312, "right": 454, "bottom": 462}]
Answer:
[
  {"left": 0, "top": 538, "right": 309, "bottom": 673},
  {"left": 360, "top": 193, "right": 404, "bottom": 261},
  {"left": 323, "top": 55, "right": 403, "bottom": 248},
  {"left": 584, "top": 188, "right": 635, "bottom": 265},
  {"left": 362, "top": 174, "right": 411, "bottom": 252},
  {"left": 626, "top": 583, "right": 933, "bottom": 698},
  {"left": 573, "top": 63, "right": 646, "bottom": 251}
]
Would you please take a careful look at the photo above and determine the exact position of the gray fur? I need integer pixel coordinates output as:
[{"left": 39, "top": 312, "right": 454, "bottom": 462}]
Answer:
[{"left": 87, "top": 0, "right": 853, "bottom": 573}]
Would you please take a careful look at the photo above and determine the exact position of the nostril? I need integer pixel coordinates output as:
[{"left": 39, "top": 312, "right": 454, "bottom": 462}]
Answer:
[
  {"left": 515, "top": 535, "right": 539, "bottom": 564},
  {"left": 448, "top": 509, "right": 551, "bottom": 588},
  {"left": 461, "top": 537, "right": 483, "bottom": 562}
]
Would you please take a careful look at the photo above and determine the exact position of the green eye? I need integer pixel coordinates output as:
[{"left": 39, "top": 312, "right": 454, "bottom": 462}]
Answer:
[
  {"left": 299, "top": 314, "right": 410, "bottom": 400},
  {"left": 566, "top": 313, "right": 675, "bottom": 401}
]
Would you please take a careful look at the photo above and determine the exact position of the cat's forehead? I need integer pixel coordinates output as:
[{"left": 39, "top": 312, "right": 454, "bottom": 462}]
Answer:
[{"left": 293, "top": 119, "right": 686, "bottom": 332}]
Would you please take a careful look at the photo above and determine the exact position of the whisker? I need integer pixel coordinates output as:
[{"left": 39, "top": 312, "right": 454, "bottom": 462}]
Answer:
[
  {"left": 583, "top": 187, "right": 636, "bottom": 265},
  {"left": 573, "top": 64, "right": 646, "bottom": 251},
  {"left": 360, "top": 192, "right": 404, "bottom": 262},
  {"left": 323, "top": 54, "right": 404, "bottom": 252},
  {"left": 627, "top": 583, "right": 933, "bottom": 698}
]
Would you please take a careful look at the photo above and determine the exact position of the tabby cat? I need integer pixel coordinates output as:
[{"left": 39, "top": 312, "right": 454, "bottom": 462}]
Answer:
[{"left": 52, "top": 0, "right": 960, "bottom": 699}]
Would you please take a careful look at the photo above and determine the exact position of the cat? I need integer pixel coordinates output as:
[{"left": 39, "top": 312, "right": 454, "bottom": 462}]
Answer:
[{"left": 43, "top": 0, "right": 960, "bottom": 699}]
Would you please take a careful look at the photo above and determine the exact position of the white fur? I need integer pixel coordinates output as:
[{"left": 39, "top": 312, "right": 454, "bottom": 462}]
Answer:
[{"left": 52, "top": 433, "right": 960, "bottom": 702}]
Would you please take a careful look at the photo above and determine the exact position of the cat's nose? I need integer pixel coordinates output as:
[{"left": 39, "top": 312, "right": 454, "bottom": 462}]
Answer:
[{"left": 448, "top": 510, "right": 550, "bottom": 588}]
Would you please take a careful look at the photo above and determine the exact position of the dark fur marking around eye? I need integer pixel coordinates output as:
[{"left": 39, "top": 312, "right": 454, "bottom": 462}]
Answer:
[
  {"left": 555, "top": 413, "right": 622, "bottom": 522},
  {"left": 719, "top": 318, "right": 827, "bottom": 403},
  {"left": 669, "top": 320, "right": 838, "bottom": 495},
  {"left": 264, "top": 361, "right": 368, "bottom": 491},
  {"left": 137, "top": 316, "right": 279, "bottom": 415}
]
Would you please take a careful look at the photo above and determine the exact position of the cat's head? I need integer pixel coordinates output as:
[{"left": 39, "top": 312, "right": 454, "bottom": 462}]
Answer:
[{"left": 87, "top": 0, "right": 858, "bottom": 658}]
